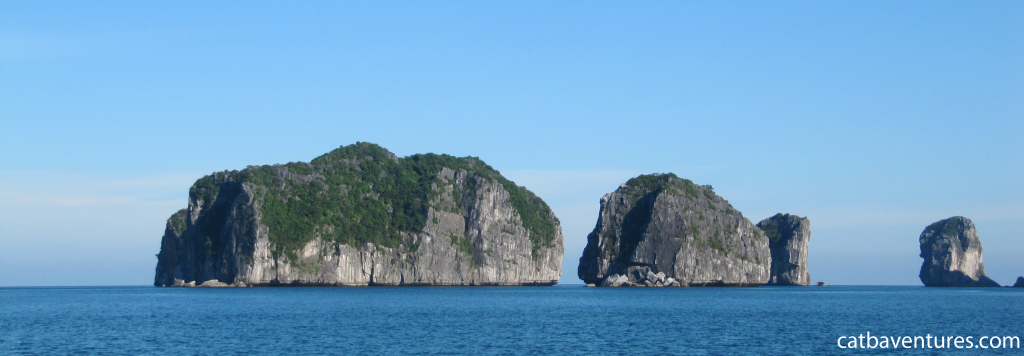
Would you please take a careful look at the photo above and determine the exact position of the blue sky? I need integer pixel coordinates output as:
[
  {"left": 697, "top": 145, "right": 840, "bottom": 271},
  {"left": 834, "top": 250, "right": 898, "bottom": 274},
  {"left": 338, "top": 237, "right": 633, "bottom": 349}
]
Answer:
[{"left": 1, "top": 1, "right": 1021, "bottom": 286}]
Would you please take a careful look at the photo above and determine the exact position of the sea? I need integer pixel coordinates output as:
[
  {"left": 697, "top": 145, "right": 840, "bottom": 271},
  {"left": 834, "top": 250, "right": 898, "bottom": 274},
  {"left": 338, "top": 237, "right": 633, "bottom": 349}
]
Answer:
[{"left": 1, "top": 285, "right": 1021, "bottom": 355}]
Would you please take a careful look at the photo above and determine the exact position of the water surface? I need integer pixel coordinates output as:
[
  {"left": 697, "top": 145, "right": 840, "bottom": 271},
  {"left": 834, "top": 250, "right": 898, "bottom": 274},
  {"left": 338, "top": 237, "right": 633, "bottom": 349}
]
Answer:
[{"left": 1, "top": 285, "right": 1021, "bottom": 355}]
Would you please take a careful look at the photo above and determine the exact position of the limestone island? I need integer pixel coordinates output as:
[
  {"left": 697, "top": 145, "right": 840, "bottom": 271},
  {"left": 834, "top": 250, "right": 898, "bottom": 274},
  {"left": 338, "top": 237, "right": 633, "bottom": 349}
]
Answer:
[
  {"left": 155, "top": 142, "right": 563, "bottom": 287},
  {"left": 918, "top": 216, "right": 999, "bottom": 287},
  {"left": 756, "top": 213, "right": 812, "bottom": 286},
  {"left": 578, "top": 173, "right": 772, "bottom": 287}
]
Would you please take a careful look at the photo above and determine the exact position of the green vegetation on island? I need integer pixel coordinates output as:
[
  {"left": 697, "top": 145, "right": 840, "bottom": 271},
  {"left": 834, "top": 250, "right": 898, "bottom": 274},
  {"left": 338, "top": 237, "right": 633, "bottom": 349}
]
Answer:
[
  {"left": 756, "top": 213, "right": 799, "bottom": 246},
  {"left": 187, "top": 142, "right": 558, "bottom": 260}
]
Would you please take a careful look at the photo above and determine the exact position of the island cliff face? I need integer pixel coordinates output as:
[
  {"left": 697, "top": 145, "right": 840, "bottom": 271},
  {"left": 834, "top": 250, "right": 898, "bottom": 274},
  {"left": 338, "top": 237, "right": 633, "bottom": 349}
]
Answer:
[
  {"left": 918, "top": 216, "right": 999, "bottom": 287},
  {"left": 578, "top": 174, "right": 770, "bottom": 287},
  {"left": 756, "top": 214, "right": 811, "bottom": 286},
  {"left": 1014, "top": 277, "right": 1024, "bottom": 288},
  {"left": 155, "top": 143, "right": 563, "bottom": 286}
]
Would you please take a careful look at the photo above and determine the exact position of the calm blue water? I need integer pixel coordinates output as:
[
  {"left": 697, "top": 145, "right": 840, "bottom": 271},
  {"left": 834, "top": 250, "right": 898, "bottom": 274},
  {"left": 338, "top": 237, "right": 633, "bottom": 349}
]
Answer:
[{"left": 1, "top": 285, "right": 1021, "bottom": 355}]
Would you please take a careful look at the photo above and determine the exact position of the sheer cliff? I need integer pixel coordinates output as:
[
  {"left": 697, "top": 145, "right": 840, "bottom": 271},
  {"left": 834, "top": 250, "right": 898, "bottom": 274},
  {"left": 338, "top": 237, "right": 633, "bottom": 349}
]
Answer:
[
  {"left": 578, "top": 174, "right": 770, "bottom": 287},
  {"left": 756, "top": 214, "right": 811, "bottom": 286},
  {"left": 154, "top": 142, "right": 562, "bottom": 286},
  {"left": 918, "top": 216, "right": 998, "bottom": 287}
]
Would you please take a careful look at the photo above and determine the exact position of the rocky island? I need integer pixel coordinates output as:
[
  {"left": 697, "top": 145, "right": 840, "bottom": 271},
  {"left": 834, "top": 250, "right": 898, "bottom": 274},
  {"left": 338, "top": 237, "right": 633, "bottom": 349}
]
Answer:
[
  {"left": 918, "top": 216, "right": 999, "bottom": 287},
  {"left": 756, "top": 214, "right": 811, "bottom": 286},
  {"left": 577, "top": 174, "right": 770, "bottom": 287},
  {"left": 155, "top": 142, "right": 563, "bottom": 287},
  {"left": 1013, "top": 277, "right": 1023, "bottom": 288}
]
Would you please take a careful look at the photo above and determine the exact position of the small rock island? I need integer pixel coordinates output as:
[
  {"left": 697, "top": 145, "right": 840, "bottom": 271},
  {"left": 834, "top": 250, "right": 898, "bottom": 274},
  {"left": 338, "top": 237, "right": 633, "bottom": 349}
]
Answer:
[
  {"left": 756, "top": 214, "right": 812, "bottom": 286},
  {"left": 918, "top": 216, "right": 999, "bottom": 287},
  {"left": 577, "top": 174, "right": 770, "bottom": 287},
  {"left": 1013, "top": 277, "right": 1023, "bottom": 288},
  {"left": 155, "top": 142, "right": 563, "bottom": 287}
]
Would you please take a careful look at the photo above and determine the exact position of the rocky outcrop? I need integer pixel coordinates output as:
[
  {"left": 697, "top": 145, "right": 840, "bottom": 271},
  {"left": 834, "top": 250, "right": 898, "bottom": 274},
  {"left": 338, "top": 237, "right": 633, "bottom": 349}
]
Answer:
[
  {"left": 1013, "top": 277, "right": 1023, "bottom": 288},
  {"left": 599, "top": 266, "right": 683, "bottom": 287},
  {"left": 756, "top": 214, "right": 811, "bottom": 286},
  {"left": 578, "top": 174, "right": 771, "bottom": 287},
  {"left": 154, "top": 209, "right": 187, "bottom": 286},
  {"left": 154, "top": 143, "right": 563, "bottom": 286},
  {"left": 918, "top": 216, "right": 999, "bottom": 287}
]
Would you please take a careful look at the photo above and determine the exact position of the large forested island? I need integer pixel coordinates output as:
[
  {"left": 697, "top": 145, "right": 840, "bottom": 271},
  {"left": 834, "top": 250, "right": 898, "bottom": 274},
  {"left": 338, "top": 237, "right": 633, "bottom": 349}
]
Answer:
[{"left": 155, "top": 142, "right": 563, "bottom": 286}]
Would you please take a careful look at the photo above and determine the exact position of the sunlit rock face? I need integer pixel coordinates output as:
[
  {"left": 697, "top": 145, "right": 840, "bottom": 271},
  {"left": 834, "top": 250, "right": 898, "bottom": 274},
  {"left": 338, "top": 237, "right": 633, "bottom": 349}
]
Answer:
[
  {"left": 756, "top": 214, "right": 811, "bottom": 286},
  {"left": 578, "top": 174, "right": 770, "bottom": 287},
  {"left": 918, "top": 216, "right": 999, "bottom": 287},
  {"left": 154, "top": 143, "right": 562, "bottom": 287}
]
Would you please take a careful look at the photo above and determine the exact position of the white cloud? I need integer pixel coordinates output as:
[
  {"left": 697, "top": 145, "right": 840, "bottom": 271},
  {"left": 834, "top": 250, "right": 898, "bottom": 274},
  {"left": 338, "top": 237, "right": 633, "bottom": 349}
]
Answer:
[
  {"left": 0, "top": 171, "right": 200, "bottom": 286},
  {"left": 791, "top": 204, "right": 1024, "bottom": 229},
  {"left": 0, "top": 170, "right": 200, "bottom": 207}
]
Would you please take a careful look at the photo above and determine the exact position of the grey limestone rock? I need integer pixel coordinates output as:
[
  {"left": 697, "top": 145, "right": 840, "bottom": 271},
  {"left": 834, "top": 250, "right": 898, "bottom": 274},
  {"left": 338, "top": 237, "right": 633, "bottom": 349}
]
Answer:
[
  {"left": 918, "top": 216, "right": 999, "bottom": 287},
  {"left": 154, "top": 143, "right": 563, "bottom": 287},
  {"left": 600, "top": 274, "right": 629, "bottom": 287},
  {"left": 198, "top": 280, "right": 230, "bottom": 287},
  {"left": 1013, "top": 277, "right": 1023, "bottom": 288},
  {"left": 664, "top": 277, "right": 677, "bottom": 286},
  {"left": 154, "top": 209, "right": 187, "bottom": 286},
  {"left": 578, "top": 174, "right": 771, "bottom": 287},
  {"left": 756, "top": 214, "right": 811, "bottom": 286}
]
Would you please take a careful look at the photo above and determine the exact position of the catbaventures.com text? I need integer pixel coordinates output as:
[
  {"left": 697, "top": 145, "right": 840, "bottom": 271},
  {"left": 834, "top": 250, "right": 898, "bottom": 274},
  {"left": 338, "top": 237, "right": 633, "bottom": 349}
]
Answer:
[{"left": 837, "top": 332, "right": 1019, "bottom": 349}]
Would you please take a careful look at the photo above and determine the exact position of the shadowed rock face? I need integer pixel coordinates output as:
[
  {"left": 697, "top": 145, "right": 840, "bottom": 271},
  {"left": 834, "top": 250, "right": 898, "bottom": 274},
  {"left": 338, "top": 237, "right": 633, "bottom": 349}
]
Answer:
[
  {"left": 154, "top": 143, "right": 562, "bottom": 287},
  {"left": 578, "top": 174, "right": 770, "bottom": 287},
  {"left": 918, "top": 216, "right": 999, "bottom": 287},
  {"left": 756, "top": 214, "right": 811, "bottom": 286},
  {"left": 1013, "top": 277, "right": 1024, "bottom": 288}
]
